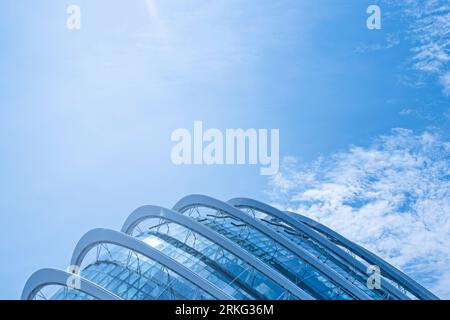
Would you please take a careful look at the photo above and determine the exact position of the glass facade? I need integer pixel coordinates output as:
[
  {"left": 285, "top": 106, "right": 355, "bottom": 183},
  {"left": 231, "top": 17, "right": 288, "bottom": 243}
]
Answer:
[
  {"left": 237, "top": 207, "right": 393, "bottom": 300},
  {"left": 182, "top": 206, "right": 353, "bottom": 300},
  {"left": 23, "top": 195, "right": 439, "bottom": 301},
  {"left": 50, "top": 287, "right": 96, "bottom": 301}
]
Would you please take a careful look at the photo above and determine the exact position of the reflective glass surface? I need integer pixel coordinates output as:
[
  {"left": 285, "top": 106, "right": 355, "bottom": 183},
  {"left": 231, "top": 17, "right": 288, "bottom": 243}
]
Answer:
[
  {"left": 75, "top": 245, "right": 215, "bottom": 300},
  {"left": 237, "top": 207, "right": 395, "bottom": 300},
  {"left": 51, "top": 287, "right": 96, "bottom": 300},
  {"left": 135, "top": 219, "right": 298, "bottom": 300},
  {"left": 182, "top": 206, "right": 354, "bottom": 300}
]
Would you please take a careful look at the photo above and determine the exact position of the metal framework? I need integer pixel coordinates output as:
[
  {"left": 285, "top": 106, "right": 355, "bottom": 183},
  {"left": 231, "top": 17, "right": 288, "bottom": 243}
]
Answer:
[
  {"left": 21, "top": 268, "right": 122, "bottom": 300},
  {"left": 121, "top": 205, "right": 313, "bottom": 300},
  {"left": 70, "top": 228, "right": 233, "bottom": 300},
  {"left": 173, "top": 195, "right": 372, "bottom": 300},
  {"left": 283, "top": 210, "right": 439, "bottom": 300},
  {"left": 227, "top": 197, "right": 409, "bottom": 300},
  {"left": 22, "top": 194, "right": 439, "bottom": 300}
]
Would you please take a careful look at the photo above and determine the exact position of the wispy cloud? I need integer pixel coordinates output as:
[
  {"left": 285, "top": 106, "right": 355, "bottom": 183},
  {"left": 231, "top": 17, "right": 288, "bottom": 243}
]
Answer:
[
  {"left": 406, "top": 1, "right": 450, "bottom": 74},
  {"left": 268, "top": 129, "right": 450, "bottom": 298},
  {"left": 396, "top": 0, "right": 449, "bottom": 95},
  {"left": 364, "top": 1, "right": 450, "bottom": 95},
  {"left": 354, "top": 33, "right": 400, "bottom": 53},
  {"left": 399, "top": 107, "right": 436, "bottom": 121}
]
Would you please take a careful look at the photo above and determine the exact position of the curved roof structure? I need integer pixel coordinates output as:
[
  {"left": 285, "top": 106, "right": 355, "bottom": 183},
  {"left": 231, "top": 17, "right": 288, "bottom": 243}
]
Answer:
[
  {"left": 22, "top": 195, "right": 439, "bottom": 300},
  {"left": 21, "top": 268, "right": 122, "bottom": 300},
  {"left": 71, "top": 228, "right": 233, "bottom": 300},
  {"left": 282, "top": 209, "right": 439, "bottom": 300},
  {"left": 121, "top": 205, "right": 313, "bottom": 299},
  {"left": 227, "top": 197, "right": 410, "bottom": 300}
]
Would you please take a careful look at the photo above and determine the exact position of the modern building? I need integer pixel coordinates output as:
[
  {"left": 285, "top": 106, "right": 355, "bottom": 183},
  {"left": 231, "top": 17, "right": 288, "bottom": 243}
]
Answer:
[{"left": 22, "top": 195, "right": 439, "bottom": 300}]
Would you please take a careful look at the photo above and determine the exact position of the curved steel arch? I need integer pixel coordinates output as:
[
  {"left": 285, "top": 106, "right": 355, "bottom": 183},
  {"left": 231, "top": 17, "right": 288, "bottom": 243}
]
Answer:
[
  {"left": 173, "top": 195, "right": 372, "bottom": 300},
  {"left": 21, "top": 268, "right": 121, "bottom": 300},
  {"left": 283, "top": 210, "right": 439, "bottom": 300},
  {"left": 70, "top": 228, "right": 233, "bottom": 300},
  {"left": 121, "top": 205, "right": 314, "bottom": 300},
  {"left": 227, "top": 197, "right": 409, "bottom": 300}
]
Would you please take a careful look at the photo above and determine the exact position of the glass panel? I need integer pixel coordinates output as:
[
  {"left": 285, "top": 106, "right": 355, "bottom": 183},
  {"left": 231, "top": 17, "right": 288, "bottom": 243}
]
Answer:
[
  {"left": 79, "top": 245, "right": 215, "bottom": 300},
  {"left": 134, "top": 219, "right": 296, "bottom": 300},
  {"left": 240, "top": 207, "right": 393, "bottom": 300},
  {"left": 182, "top": 206, "right": 355, "bottom": 300},
  {"left": 51, "top": 287, "right": 97, "bottom": 300}
]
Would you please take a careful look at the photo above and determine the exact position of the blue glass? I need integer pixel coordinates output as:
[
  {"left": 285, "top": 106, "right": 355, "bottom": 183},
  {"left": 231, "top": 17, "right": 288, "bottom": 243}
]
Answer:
[
  {"left": 77, "top": 247, "right": 215, "bottom": 300},
  {"left": 51, "top": 287, "right": 97, "bottom": 300},
  {"left": 183, "top": 206, "right": 354, "bottom": 300},
  {"left": 134, "top": 220, "right": 297, "bottom": 300},
  {"left": 240, "top": 207, "right": 393, "bottom": 300}
]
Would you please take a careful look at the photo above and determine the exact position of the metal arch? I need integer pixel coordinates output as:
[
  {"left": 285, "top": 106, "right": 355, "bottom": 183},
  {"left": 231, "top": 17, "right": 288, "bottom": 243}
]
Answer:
[
  {"left": 173, "top": 195, "right": 372, "bottom": 300},
  {"left": 121, "top": 205, "right": 314, "bottom": 300},
  {"left": 283, "top": 210, "right": 440, "bottom": 300},
  {"left": 21, "top": 268, "right": 121, "bottom": 300},
  {"left": 227, "top": 197, "right": 409, "bottom": 300},
  {"left": 70, "top": 228, "right": 233, "bottom": 300}
]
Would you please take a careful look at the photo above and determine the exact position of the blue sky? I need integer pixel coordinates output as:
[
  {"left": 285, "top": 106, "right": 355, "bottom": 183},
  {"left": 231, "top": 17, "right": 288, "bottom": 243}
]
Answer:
[{"left": 0, "top": 0, "right": 449, "bottom": 299}]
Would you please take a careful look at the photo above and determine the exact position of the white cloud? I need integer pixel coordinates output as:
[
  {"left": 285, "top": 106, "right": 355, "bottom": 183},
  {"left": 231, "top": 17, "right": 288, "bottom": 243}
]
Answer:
[
  {"left": 268, "top": 129, "right": 450, "bottom": 298},
  {"left": 400, "top": 0, "right": 449, "bottom": 93},
  {"left": 354, "top": 33, "right": 400, "bottom": 53},
  {"left": 376, "top": 1, "right": 449, "bottom": 95},
  {"left": 407, "top": 1, "right": 450, "bottom": 72},
  {"left": 399, "top": 108, "right": 413, "bottom": 116}
]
